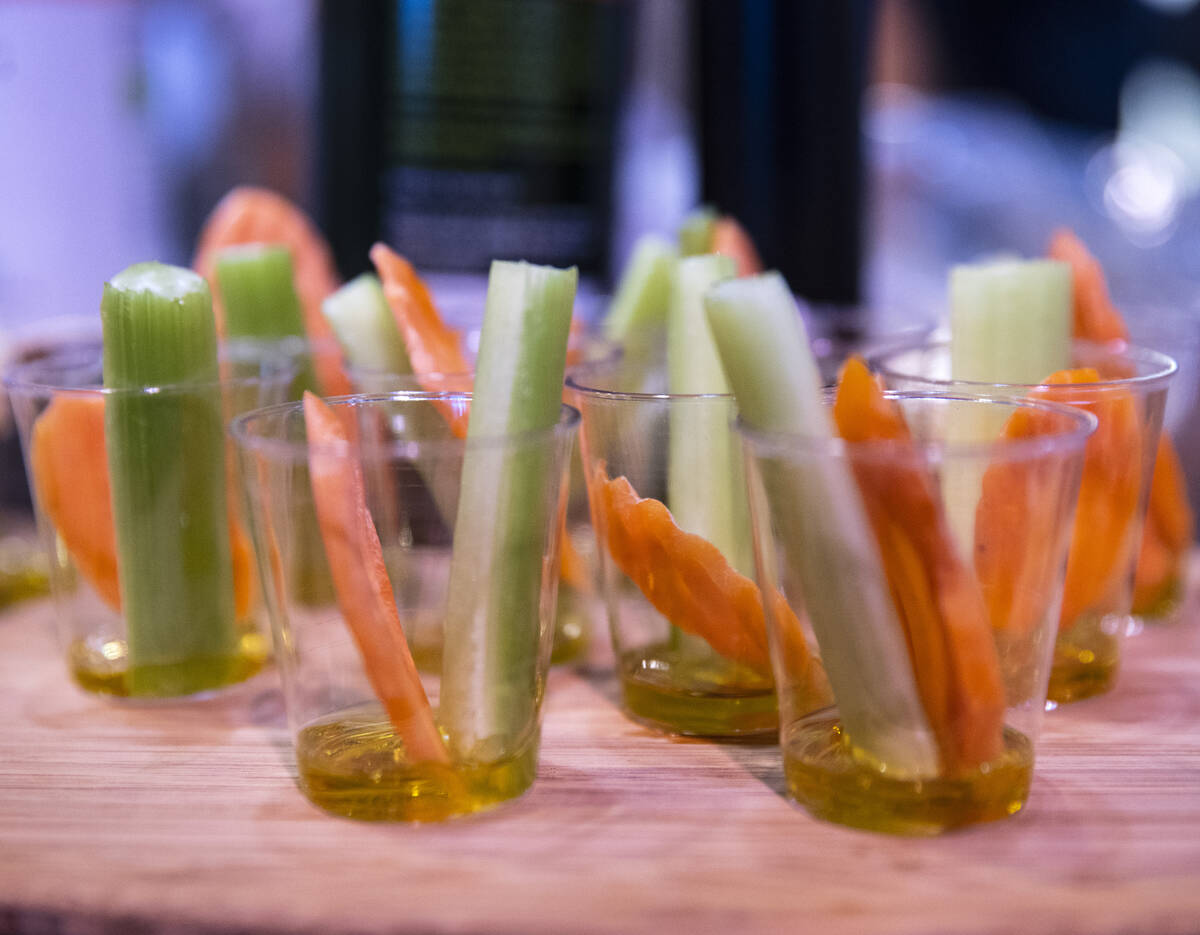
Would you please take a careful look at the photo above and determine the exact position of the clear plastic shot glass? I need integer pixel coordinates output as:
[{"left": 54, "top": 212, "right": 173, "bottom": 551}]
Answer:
[
  {"left": 872, "top": 340, "right": 1176, "bottom": 705},
  {"left": 6, "top": 342, "right": 294, "bottom": 699},
  {"left": 739, "top": 391, "right": 1095, "bottom": 835},
  {"left": 567, "top": 361, "right": 777, "bottom": 740},
  {"left": 232, "top": 392, "right": 578, "bottom": 822}
]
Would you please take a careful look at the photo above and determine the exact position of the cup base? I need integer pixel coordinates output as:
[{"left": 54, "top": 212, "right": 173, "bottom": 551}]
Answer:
[
  {"left": 1048, "top": 619, "right": 1121, "bottom": 705},
  {"left": 295, "top": 704, "right": 538, "bottom": 822},
  {"left": 550, "top": 591, "right": 590, "bottom": 666},
  {"left": 618, "top": 644, "right": 777, "bottom": 740},
  {"left": 68, "top": 630, "right": 270, "bottom": 699},
  {"left": 1132, "top": 570, "right": 1187, "bottom": 626},
  {"left": 782, "top": 717, "right": 1033, "bottom": 836}
]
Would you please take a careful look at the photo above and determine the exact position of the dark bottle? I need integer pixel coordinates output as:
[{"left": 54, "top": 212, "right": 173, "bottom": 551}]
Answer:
[
  {"left": 318, "top": 0, "right": 628, "bottom": 281},
  {"left": 695, "top": 0, "right": 875, "bottom": 305}
]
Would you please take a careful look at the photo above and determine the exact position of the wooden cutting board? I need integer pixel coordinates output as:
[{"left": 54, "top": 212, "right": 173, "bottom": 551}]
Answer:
[{"left": 1, "top": 582, "right": 1199, "bottom": 935}]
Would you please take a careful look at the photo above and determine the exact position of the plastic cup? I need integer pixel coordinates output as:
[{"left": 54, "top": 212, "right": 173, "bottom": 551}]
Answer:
[
  {"left": 232, "top": 392, "right": 578, "bottom": 821},
  {"left": 567, "top": 361, "right": 777, "bottom": 740},
  {"left": 740, "top": 391, "right": 1095, "bottom": 834},
  {"left": 6, "top": 341, "right": 295, "bottom": 699},
  {"left": 872, "top": 340, "right": 1176, "bottom": 704}
]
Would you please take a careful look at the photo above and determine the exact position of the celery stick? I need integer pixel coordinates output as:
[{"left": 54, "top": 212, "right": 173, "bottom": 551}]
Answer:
[
  {"left": 602, "top": 235, "right": 677, "bottom": 347},
  {"left": 215, "top": 243, "right": 320, "bottom": 396},
  {"left": 679, "top": 207, "right": 717, "bottom": 256},
  {"left": 321, "top": 273, "right": 412, "bottom": 394},
  {"left": 102, "top": 262, "right": 239, "bottom": 696},
  {"left": 950, "top": 259, "right": 1072, "bottom": 385},
  {"left": 440, "top": 261, "right": 577, "bottom": 760},
  {"left": 667, "top": 253, "right": 753, "bottom": 568},
  {"left": 705, "top": 272, "right": 939, "bottom": 776},
  {"left": 945, "top": 258, "right": 1073, "bottom": 550}
]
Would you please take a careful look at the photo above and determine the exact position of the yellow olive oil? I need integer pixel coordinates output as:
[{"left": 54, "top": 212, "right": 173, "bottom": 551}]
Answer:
[
  {"left": 783, "top": 717, "right": 1033, "bottom": 836},
  {"left": 1048, "top": 612, "right": 1121, "bottom": 704},
  {"left": 68, "top": 629, "right": 269, "bottom": 698},
  {"left": 295, "top": 704, "right": 537, "bottom": 822},
  {"left": 619, "top": 641, "right": 777, "bottom": 739}
]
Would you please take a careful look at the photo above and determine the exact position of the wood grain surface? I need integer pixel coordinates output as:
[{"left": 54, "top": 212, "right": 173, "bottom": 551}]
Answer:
[{"left": 1, "top": 577, "right": 1199, "bottom": 935}]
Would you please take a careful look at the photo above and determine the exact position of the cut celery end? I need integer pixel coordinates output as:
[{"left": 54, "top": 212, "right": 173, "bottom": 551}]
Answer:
[
  {"left": 602, "top": 235, "right": 678, "bottom": 346},
  {"left": 946, "top": 258, "right": 1073, "bottom": 551},
  {"left": 215, "top": 244, "right": 307, "bottom": 341},
  {"left": 678, "top": 207, "right": 717, "bottom": 257},
  {"left": 440, "top": 261, "right": 577, "bottom": 760},
  {"left": 705, "top": 272, "right": 940, "bottom": 777},
  {"left": 321, "top": 273, "right": 412, "bottom": 380},
  {"left": 949, "top": 259, "right": 1072, "bottom": 386},
  {"left": 102, "top": 262, "right": 239, "bottom": 695}
]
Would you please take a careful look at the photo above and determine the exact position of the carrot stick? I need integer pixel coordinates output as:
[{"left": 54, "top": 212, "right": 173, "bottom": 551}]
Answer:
[
  {"left": 711, "top": 216, "right": 764, "bottom": 278},
  {"left": 303, "top": 392, "right": 448, "bottom": 764},
  {"left": 592, "top": 464, "right": 826, "bottom": 686},
  {"left": 974, "top": 387, "right": 1085, "bottom": 638},
  {"left": 833, "top": 357, "right": 1005, "bottom": 775},
  {"left": 369, "top": 244, "right": 472, "bottom": 438},
  {"left": 193, "top": 187, "right": 351, "bottom": 397},
  {"left": 1048, "top": 228, "right": 1193, "bottom": 617},
  {"left": 1047, "top": 228, "right": 1130, "bottom": 345}
]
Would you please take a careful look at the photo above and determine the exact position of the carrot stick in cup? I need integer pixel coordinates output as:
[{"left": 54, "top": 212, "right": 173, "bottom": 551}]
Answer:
[{"left": 303, "top": 391, "right": 448, "bottom": 764}]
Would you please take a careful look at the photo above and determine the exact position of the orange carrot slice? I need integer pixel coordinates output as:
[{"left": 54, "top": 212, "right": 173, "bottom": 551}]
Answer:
[
  {"left": 1048, "top": 228, "right": 1129, "bottom": 345},
  {"left": 1050, "top": 228, "right": 1193, "bottom": 616},
  {"left": 193, "top": 186, "right": 352, "bottom": 396},
  {"left": 303, "top": 391, "right": 448, "bottom": 763},
  {"left": 1033, "top": 369, "right": 1143, "bottom": 629},
  {"left": 712, "top": 216, "right": 764, "bottom": 278},
  {"left": 833, "top": 357, "right": 1004, "bottom": 774},
  {"left": 593, "top": 466, "right": 785, "bottom": 674},
  {"left": 30, "top": 394, "right": 257, "bottom": 619},
  {"left": 30, "top": 396, "right": 120, "bottom": 609},
  {"left": 369, "top": 243, "right": 472, "bottom": 438},
  {"left": 974, "top": 390, "right": 1081, "bottom": 638},
  {"left": 1133, "top": 434, "right": 1194, "bottom": 612}
]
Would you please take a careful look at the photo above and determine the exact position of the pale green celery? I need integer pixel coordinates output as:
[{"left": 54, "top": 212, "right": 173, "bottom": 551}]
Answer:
[
  {"left": 215, "top": 244, "right": 319, "bottom": 395},
  {"left": 678, "top": 207, "right": 717, "bottom": 256},
  {"left": 949, "top": 259, "right": 1072, "bottom": 385},
  {"left": 667, "top": 253, "right": 754, "bottom": 562},
  {"left": 602, "top": 235, "right": 677, "bottom": 350},
  {"left": 440, "top": 261, "right": 577, "bottom": 760},
  {"left": 704, "top": 272, "right": 940, "bottom": 777},
  {"left": 945, "top": 258, "right": 1073, "bottom": 550},
  {"left": 102, "top": 262, "right": 239, "bottom": 696},
  {"left": 321, "top": 273, "right": 412, "bottom": 394}
]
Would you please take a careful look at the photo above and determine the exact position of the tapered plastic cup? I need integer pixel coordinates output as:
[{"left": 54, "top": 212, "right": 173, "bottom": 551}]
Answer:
[
  {"left": 6, "top": 342, "right": 294, "bottom": 698},
  {"left": 568, "top": 361, "right": 776, "bottom": 740},
  {"left": 232, "top": 392, "right": 578, "bottom": 821},
  {"left": 872, "top": 340, "right": 1175, "bottom": 704},
  {"left": 740, "top": 391, "right": 1095, "bottom": 834}
]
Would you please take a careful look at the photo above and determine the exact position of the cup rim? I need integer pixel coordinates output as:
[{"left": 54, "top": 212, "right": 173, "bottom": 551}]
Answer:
[
  {"left": 230, "top": 391, "right": 581, "bottom": 462},
  {"left": 737, "top": 389, "right": 1098, "bottom": 462},
  {"left": 565, "top": 370, "right": 732, "bottom": 402},
  {"left": 868, "top": 338, "right": 1177, "bottom": 394},
  {"left": 3, "top": 336, "right": 300, "bottom": 396}
]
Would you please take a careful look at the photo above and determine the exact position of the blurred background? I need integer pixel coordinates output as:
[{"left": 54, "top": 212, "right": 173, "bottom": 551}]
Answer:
[{"left": 3, "top": 0, "right": 1200, "bottom": 495}]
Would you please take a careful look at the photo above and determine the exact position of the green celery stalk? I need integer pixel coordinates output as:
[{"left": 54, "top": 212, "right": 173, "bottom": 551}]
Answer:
[
  {"left": 321, "top": 273, "right": 413, "bottom": 394},
  {"left": 440, "top": 260, "right": 577, "bottom": 760},
  {"left": 705, "top": 272, "right": 939, "bottom": 776},
  {"left": 215, "top": 243, "right": 320, "bottom": 396},
  {"left": 678, "top": 207, "right": 717, "bottom": 256},
  {"left": 602, "top": 234, "right": 677, "bottom": 350},
  {"left": 944, "top": 258, "right": 1073, "bottom": 550},
  {"left": 102, "top": 262, "right": 240, "bottom": 696},
  {"left": 950, "top": 259, "right": 1072, "bottom": 385},
  {"left": 667, "top": 253, "right": 752, "bottom": 572}
]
